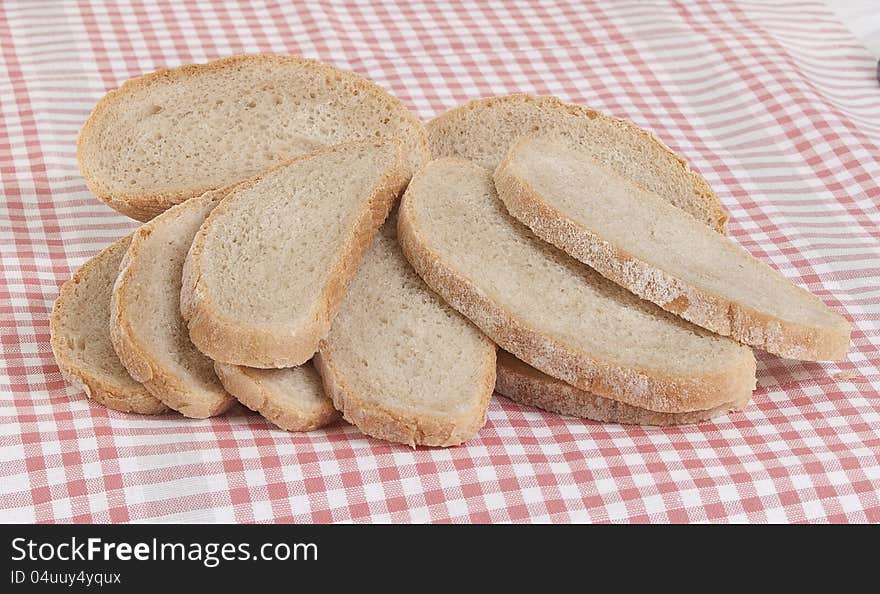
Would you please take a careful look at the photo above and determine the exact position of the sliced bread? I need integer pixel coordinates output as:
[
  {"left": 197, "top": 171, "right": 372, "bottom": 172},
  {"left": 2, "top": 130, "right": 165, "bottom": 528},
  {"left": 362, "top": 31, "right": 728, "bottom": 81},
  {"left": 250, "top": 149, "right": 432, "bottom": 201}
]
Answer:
[
  {"left": 314, "top": 219, "right": 496, "bottom": 447},
  {"left": 49, "top": 237, "right": 168, "bottom": 414},
  {"left": 496, "top": 351, "right": 749, "bottom": 426},
  {"left": 214, "top": 362, "right": 339, "bottom": 432},
  {"left": 111, "top": 188, "right": 236, "bottom": 418},
  {"left": 398, "top": 158, "right": 756, "bottom": 413},
  {"left": 181, "top": 140, "right": 407, "bottom": 368},
  {"left": 78, "top": 54, "right": 429, "bottom": 221},
  {"left": 494, "top": 137, "right": 851, "bottom": 361},
  {"left": 426, "top": 94, "right": 728, "bottom": 233}
]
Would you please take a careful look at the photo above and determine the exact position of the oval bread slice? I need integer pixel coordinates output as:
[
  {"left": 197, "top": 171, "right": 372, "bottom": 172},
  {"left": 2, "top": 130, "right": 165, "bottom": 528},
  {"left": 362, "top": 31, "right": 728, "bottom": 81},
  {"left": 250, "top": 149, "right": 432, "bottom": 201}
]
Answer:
[
  {"left": 111, "top": 189, "right": 236, "bottom": 418},
  {"left": 494, "top": 137, "right": 851, "bottom": 361},
  {"left": 398, "top": 158, "right": 756, "bottom": 413},
  {"left": 49, "top": 237, "right": 168, "bottom": 414},
  {"left": 315, "top": 219, "right": 496, "bottom": 447},
  {"left": 78, "top": 54, "right": 429, "bottom": 221},
  {"left": 181, "top": 140, "right": 407, "bottom": 368},
  {"left": 214, "top": 362, "right": 339, "bottom": 432},
  {"left": 427, "top": 94, "right": 728, "bottom": 234},
  {"left": 496, "top": 351, "right": 749, "bottom": 426}
]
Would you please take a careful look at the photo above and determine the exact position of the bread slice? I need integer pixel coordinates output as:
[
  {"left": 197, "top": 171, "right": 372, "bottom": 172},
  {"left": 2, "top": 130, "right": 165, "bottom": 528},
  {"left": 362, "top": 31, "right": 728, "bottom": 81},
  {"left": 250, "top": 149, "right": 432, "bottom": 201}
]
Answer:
[
  {"left": 214, "top": 362, "right": 339, "bottom": 432},
  {"left": 495, "top": 136, "right": 852, "bottom": 361},
  {"left": 496, "top": 351, "right": 749, "bottom": 426},
  {"left": 181, "top": 140, "right": 407, "bottom": 368},
  {"left": 427, "top": 94, "right": 728, "bottom": 234},
  {"left": 78, "top": 54, "right": 429, "bottom": 221},
  {"left": 49, "top": 237, "right": 168, "bottom": 414},
  {"left": 398, "top": 158, "right": 756, "bottom": 413},
  {"left": 314, "top": 219, "right": 496, "bottom": 447},
  {"left": 111, "top": 188, "right": 236, "bottom": 418}
]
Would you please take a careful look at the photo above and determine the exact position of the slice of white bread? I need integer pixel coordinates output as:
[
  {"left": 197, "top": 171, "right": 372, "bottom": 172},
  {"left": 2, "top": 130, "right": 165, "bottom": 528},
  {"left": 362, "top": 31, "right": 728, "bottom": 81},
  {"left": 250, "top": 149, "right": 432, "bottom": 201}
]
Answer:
[
  {"left": 78, "top": 54, "right": 429, "bottom": 221},
  {"left": 496, "top": 351, "right": 749, "bottom": 426},
  {"left": 314, "top": 219, "right": 496, "bottom": 447},
  {"left": 398, "top": 158, "right": 756, "bottom": 413},
  {"left": 495, "top": 137, "right": 851, "bottom": 361},
  {"left": 49, "top": 237, "right": 168, "bottom": 414},
  {"left": 181, "top": 140, "right": 407, "bottom": 368},
  {"left": 214, "top": 362, "right": 339, "bottom": 432},
  {"left": 427, "top": 94, "right": 728, "bottom": 234},
  {"left": 111, "top": 189, "right": 236, "bottom": 418}
]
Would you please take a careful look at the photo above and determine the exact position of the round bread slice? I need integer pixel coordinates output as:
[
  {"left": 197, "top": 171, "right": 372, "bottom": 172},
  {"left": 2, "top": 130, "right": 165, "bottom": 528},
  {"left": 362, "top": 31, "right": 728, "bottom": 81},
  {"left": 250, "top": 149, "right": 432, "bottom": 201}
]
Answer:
[
  {"left": 214, "top": 362, "right": 339, "bottom": 432},
  {"left": 49, "top": 237, "right": 168, "bottom": 414},
  {"left": 181, "top": 140, "right": 407, "bottom": 368},
  {"left": 427, "top": 94, "right": 728, "bottom": 234},
  {"left": 314, "top": 219, "right": 496, "bottom": 447},
  {"left": 398, "top": 158, "right": 756, "bottom": 414},
  {"left": 78, "top": 54, "right": 430, "bottom": 221},
  {"left": 495, "top": 351, "right": 749, "bottom": 426},
  {"left": 111, "top": 188, "right": 236, "bottom": 419}
]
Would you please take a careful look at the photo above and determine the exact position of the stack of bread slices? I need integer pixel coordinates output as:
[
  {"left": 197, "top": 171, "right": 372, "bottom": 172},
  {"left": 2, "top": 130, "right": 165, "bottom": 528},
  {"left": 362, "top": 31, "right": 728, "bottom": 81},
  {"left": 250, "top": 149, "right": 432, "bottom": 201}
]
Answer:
[{"left": 50, "top": 55, "right": 851, "bottom": 447}]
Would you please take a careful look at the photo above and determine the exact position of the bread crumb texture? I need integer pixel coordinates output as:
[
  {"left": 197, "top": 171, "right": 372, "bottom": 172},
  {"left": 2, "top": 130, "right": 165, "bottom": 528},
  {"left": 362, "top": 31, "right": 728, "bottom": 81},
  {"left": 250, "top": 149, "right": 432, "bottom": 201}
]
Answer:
[
  {"left": 427, "top": 93, "right": 728, "bottom": 233},
  {"left": 49, "top": 237, "right": 168, "bottom": 414},
  {"left": 494, "top": 136, "right": 851, "bottom": 361},
  {"left": 398, "top": 158, "right": 756, "bottom": 413},
  {"left": 78, "top": 54, "right": 429, "bottom": 220},
  {"left": 318, "top": 220, "right": 496, "bottom": 447}
]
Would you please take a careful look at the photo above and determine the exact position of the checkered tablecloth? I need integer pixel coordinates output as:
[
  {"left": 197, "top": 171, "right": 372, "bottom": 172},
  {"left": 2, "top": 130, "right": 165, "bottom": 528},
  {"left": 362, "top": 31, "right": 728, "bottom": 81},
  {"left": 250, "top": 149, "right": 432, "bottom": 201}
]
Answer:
[{"left": 1, "top": 0, "right": 878, "bottom": 524}]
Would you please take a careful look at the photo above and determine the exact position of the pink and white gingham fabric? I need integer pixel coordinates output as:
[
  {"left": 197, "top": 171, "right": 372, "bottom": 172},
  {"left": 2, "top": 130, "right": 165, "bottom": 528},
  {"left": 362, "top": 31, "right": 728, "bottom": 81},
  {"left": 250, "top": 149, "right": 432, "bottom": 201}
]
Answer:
[{"left": 1, "top": 0, "right": 878, "bottom": 523}]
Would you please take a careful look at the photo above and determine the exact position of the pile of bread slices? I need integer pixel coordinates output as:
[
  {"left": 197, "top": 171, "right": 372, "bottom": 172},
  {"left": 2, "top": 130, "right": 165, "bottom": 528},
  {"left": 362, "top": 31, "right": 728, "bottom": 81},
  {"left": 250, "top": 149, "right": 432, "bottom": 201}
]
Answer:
[{"left": 50, "top": 55, "right": 851, "bottom": 447}]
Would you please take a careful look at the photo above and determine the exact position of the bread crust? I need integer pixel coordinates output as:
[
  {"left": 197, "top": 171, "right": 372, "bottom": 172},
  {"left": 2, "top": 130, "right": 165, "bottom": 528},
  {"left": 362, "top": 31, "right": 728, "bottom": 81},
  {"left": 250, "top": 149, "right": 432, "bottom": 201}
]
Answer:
[
  {"left": 213, "top": 362, "right": 340, "bottom": 432},
  {"left": 77, "top": 54, "right": 430, "bottom": 221},
  {"left": 313, "top": 345, "right": 496, "bottom": 447},
  {"left": 49, "top": 237, "right": 169, "bottom": 415},
  {"left": 398, "top": 159, "right": 757, "bottom": 414},
  {"left": 426, "top": 93, "right": 729, "bottom": 234},
  {"left": 495, "top": 351, "right": 748, "bottom": 426},
  {"left": 494, "top": 138, "right": 852, "bottom": 361},
  {"left": 110, "top": 190, "right": 237, "bottom": 419},
  {"left": 180, "top": 141, "right": 408, "bottom": 368}
]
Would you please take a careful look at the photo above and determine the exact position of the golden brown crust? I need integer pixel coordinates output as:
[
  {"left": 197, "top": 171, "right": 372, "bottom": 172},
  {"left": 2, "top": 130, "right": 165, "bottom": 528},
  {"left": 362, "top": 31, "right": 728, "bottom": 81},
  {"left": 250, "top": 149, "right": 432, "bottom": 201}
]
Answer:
[
  {"left": 495, "top": 351, "right": 749, "bottom": 426},
  {"left": 493, "top": 139, "right": 852, "bottom": 361},
  {"left": 180, "top": 141, "right": 408, "bottom": 368},
  {"left": 52, "top": 364, "right": 169, "bottom": 415},
  {"left": 426, "top": 93, "right": 729, "bottom": 234},
  {"left": 92, "top": 188, "right": 206, "bottom": 223},
  {"left": 109, "top": 190, "right": 237, "bottom": 419},
  {"left": 397, "top": 159, "right": 757, "bottom": 414},
  {"left": 213, "top": 362, "right": 340, "bottom": 432},
  {"left": 313, "top": 346, "right": 496, "bottom": 447},
  {"left": 78, "top": 54, "right": 430, "bottom": 221},
  {"left": 49, "top": 237, "right": 169, "bottom": 415}
]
